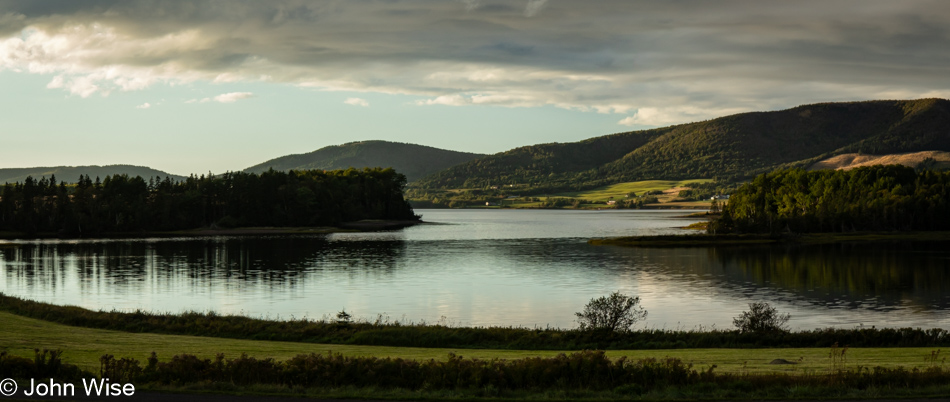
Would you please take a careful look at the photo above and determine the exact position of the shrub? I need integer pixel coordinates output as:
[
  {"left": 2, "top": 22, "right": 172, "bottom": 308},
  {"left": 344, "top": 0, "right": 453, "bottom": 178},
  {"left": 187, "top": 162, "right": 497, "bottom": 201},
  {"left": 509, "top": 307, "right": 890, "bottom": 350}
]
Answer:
[
  {"left": 733, "top": 302, "right": 790, "bottom": 333},
  {"left": 336, "top": 309, "right": 352, "bottom": 324},
  {"left": 575, "top": 291, "right": 647, "bottom": 333}
]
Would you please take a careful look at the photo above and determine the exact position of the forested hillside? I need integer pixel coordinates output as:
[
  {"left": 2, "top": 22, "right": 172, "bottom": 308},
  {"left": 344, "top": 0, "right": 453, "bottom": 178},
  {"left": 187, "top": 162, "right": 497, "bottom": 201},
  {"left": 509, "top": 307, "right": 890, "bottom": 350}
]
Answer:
[
  {"left": 0, "top": 165, "right": 185, "bottom": 184},
  {"left": 245, "top": 140, "right": 484, "bottom": 182},
  {"left": 413, "top": 129, "right": 667, "bottom": 193},
  {"left": 413, "top": 99, "right": 950, "bottom": 193},
  {"left": 597, "top": 98, "right": 950, "bottom": 183},
  {"left": 0, "top": 168, "right": 417, "bottom": 235}
]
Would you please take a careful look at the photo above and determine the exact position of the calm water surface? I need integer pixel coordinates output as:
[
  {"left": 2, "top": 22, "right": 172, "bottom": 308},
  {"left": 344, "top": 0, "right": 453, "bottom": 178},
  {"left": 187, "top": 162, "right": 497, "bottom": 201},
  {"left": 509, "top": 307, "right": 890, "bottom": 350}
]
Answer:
[{"left": 1, "top": 209, "right": 948, "bottom": 330}]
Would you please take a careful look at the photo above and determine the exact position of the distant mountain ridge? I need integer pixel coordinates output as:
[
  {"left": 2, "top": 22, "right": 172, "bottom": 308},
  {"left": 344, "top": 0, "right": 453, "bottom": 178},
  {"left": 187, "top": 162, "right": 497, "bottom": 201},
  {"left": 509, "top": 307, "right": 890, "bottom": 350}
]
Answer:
[
  {"left": 0, "top": 165, "right": 185, "bottom": 184},
  {"left": 413, "top": 99, "right": 950, "bottom": 192},
  {"left": 244, "top": 140, "right": 485, "bottom": 182},
  {"left": 8, "top": 99, "right": 948, "bottom": 192}
]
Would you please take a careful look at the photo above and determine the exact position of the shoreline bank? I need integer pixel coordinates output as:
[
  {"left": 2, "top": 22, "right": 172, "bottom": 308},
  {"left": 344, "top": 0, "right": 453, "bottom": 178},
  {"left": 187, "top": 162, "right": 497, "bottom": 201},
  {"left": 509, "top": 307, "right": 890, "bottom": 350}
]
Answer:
[
  {"left": 590, "top": 231, "right": 950, "bottom": 247},
  {"left": 0, "top": 219, "right": 423, "bottom": 241}
]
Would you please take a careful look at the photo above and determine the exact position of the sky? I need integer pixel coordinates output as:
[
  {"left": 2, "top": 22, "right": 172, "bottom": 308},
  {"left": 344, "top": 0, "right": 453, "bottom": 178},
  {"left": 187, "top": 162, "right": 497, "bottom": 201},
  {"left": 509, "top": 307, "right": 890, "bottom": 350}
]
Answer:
[{"left": 1, "top": 0, "right": 949, "bottom": 176}]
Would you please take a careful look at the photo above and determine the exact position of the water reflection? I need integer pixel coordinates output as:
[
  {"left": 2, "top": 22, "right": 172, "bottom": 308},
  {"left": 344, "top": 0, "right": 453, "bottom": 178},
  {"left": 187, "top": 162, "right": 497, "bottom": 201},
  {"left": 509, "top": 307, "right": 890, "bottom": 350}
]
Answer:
[
  {"left": 1, "top": 236, "right": 409, "bottom": 315},
  {"left": 1, "top": 210, "right": 948, "bottom": 329},
  {"left": 705, "top": 242, "right": 950, "bottom": 309}
]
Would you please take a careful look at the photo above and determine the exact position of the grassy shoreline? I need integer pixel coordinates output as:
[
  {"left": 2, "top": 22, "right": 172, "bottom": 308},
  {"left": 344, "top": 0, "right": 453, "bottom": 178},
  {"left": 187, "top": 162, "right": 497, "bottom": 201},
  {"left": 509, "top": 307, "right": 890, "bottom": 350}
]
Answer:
[
  {"left": 2, "top": 293, "right": 949, "bottom": 352},
  {"left": 3, "top": 296, "right": 950, "bottom": 400},
  {"left": 3, "top": 310, "right": 950, "bottom": 400},
  {"left": 1, "top": 309, "right": 948, "bottom": 376}
]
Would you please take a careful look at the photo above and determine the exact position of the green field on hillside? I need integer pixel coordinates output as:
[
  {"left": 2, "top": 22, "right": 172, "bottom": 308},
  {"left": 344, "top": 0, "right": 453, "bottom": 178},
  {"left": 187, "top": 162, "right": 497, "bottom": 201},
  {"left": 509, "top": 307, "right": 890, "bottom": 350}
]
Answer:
[
  {"left": 1, "top": 311, "right": 943, "bottom": 376},
  {"left": 553, "top": 179, "right": 713, "bottom": 201}
]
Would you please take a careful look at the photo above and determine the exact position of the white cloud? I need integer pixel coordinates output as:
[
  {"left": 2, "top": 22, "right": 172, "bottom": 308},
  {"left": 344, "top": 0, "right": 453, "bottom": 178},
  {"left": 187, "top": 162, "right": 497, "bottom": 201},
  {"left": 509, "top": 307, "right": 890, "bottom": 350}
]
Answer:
[
  {"left": 135, "top": 102, "right": 151, "bottom": 109},
  {"left": 185, "top": 93, "right": 254, "bottom": 104},
  {"left": 46, "top": 75, "right": 63, "bottom": 89},
  {"left": 416, "top": 94, "right": 469, "bottom": 106},
  {"left": 461, "top": 0, "right": 480, "bottom": 12},
  {"left": 46, "top": 74, "right": 99, "bottom": 98},
  {"left": 344, "top": 97, "right": 369, "bottom": 107},
  {"left": 617, "top": 116, "right": 637, "bottom": 126},
  {"left": 524, "top": 0, "right": 548, "bottom": 17},
  {"left": 619, "top": 108, "right": 699, "bottom": 127},
  {"left": 65, "top": 76, "right": 100, "bottom": 98},
  {"left": 618, "top": 106, "right": 748, "bottom": 127},
  {"left": 212, "top": 92, "right": 254, "bottom": 103}
]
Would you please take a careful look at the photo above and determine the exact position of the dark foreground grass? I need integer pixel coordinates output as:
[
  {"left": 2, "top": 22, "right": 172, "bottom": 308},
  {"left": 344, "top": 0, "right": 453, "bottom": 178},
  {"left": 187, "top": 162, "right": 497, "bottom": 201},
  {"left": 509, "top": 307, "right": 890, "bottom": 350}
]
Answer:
[
  {"left": 2, "top": 292, "right": 948, "bottom": 351},
  {"left": 4, "top": 301, "right": 950, "bottom": 399},
  {"left": 4, "top": 348, "right": 950, "bottom": 400}
]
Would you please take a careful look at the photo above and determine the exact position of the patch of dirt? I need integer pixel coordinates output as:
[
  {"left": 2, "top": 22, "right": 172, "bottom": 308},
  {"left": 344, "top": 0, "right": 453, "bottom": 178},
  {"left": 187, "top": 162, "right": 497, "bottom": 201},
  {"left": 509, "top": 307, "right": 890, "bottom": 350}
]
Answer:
[
  {"left": 663, "top": 186, "right": 690, "bottom": 194},
  {"left": 656, "top": 186, "right": 690, "bottom": 203},
  {"left": 769, "top": 358, "right": 799, "bottom": 365},
  {"left": 808, "top": 150, "right": 950, "bottom": 171}
]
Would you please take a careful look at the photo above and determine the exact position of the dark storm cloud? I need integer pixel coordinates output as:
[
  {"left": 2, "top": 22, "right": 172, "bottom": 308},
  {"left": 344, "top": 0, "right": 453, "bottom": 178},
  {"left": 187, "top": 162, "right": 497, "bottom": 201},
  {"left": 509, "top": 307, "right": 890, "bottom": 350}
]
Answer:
[{"left": 1, "top": 0, "right": 948, "bottom": 124}]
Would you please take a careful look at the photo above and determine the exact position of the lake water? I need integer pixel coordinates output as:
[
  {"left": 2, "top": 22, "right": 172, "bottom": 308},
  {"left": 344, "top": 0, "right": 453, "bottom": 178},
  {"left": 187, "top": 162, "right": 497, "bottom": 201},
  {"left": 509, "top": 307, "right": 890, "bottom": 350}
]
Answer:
[{"left": 1, "top": 209, "right": 949, "bottom": 330}]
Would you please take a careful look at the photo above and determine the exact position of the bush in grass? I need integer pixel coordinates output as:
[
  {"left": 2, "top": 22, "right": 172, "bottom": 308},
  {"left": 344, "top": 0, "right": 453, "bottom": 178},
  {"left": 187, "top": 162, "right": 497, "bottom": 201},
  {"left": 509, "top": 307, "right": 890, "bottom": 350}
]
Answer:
[
  {"left": 575, "top": 291, "right": 647, "bottom": 333},
  {"left": 100, "top": 354, "right": 142, "bottom": 383},
  {"left": 733, "top": 302, "right": 790, "bottom": 333}
]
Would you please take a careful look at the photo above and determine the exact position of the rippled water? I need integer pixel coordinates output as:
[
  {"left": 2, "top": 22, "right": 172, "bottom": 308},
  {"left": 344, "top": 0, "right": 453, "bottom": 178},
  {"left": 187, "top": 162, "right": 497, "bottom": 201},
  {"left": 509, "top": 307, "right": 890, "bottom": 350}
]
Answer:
[{"left": 1, "top": 209, "right": 948, "bottom": 330}]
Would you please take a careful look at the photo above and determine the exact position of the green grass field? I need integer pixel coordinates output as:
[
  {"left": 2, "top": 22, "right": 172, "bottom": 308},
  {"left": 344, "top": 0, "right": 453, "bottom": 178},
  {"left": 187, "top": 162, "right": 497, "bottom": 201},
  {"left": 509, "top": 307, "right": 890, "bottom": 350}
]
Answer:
[
  {"left": 2, "top": 311, "right": 945, "bottom": 375},
  {"left": 553, "top": 179, "right": 713, "bottom": 201}
]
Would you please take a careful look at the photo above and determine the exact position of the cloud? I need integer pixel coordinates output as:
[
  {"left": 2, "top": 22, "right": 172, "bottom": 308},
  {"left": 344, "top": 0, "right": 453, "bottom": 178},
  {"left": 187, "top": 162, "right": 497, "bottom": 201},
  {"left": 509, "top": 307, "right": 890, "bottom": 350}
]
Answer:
[
  {"left": 619, "top": 106, "right": 748, "bottom": 127},
  {"left": 46, "top": 74, "right": 99, "bottom": 98},
  {"left": 212, "top": 92, "right": 254, "bottom": 103},
  {"left": 185, "top": 93, "right": 253, "bottom": 104},
  {"left": 617, "top": 109, "right": 684, "bottom": 127},
  {"left": 416, "top": 92, "right": 538, "bottom": 107},
  {"left": 135, "top": 102, "right": 151, "bottom": 109},
  {"left": 416, "top": 94, "right": 468, "bottom": 106},
  {"left": 524, "top": 0, "right": 548, "bottom": 17},
  {"left": 344, "top": 97, "right": 369, "bottom": 107},
  {"left": 461, "top": 0, "right": 480, "bottom": 12},
  {"left": 0, "top": 1, "right": 948, "bottom": 125}
]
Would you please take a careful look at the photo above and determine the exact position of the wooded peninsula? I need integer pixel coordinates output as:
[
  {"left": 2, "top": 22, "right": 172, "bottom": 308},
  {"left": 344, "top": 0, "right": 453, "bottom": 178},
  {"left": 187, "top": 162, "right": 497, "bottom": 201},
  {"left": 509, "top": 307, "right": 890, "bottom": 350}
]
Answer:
[
  {"left": 0, "top": 168, "right": 418, "bottom": 236},
  {"left": 710, "top": 165, "right": 950, "bottom": 234}
]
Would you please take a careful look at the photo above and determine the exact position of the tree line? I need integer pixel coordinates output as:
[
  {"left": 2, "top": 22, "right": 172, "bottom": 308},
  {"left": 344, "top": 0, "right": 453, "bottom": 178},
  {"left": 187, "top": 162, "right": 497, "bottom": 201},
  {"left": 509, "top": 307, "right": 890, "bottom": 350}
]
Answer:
[
  {"left": 0, "top": 168, "right": 418, "bottom": 235},
  {"left": 710, "top": 165, "right": 950, "bottom": 234}
]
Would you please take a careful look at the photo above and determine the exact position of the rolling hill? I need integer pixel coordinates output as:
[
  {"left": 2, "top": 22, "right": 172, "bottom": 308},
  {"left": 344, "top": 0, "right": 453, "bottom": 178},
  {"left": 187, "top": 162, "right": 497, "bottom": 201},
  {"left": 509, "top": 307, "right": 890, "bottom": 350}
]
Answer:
[
  {"left": 413, "top": 99, "right": 950, "bottom": 193},
  {"left": 0, "top": 165, "right": 185, "bottom": 185},
  {"left": 244, "top": 140, "right": 485, "bottom": 182}
]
